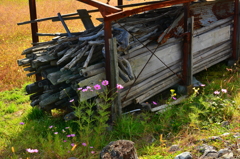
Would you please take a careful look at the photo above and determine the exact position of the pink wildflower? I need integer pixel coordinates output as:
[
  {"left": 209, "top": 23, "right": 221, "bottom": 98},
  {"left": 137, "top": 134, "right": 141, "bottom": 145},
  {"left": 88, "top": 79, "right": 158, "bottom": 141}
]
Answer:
[
  {"left": 91, "top": 151, "right": 95, "bottom": 154},
  {"left": 67, "top": 135, "right": 71, "bottom": 137},
  {"left": 152, "top": 101, "right": 157, "bottom": 105},
  {"left": 77, "top": 87, "right": 82, "bottom": 91},
  {"left": 90, "top": 146, "right": 94, "bottom": 148},
  {"left": 26, "top": 148, "right": 38, "bottom": 153},
  {"left": 69, "top": 99, "right": 74, "bottom": 103},
  {"left": 221, "top": 89, "right": 227, "bottom": 93},
  {"left": 71, "top": 143, "right": 75, "bottom": 147},
  {"left": 102, "top": 80, "right": 109, "bottom": 86},
  {"left": 116, "top": 84, "right": 124, "bottom": 90},
  {"left": 71, "top": 134, "right": 75, "bottom": 137},
  {"left": 214, "top": 91, "right": 220, "bottom": 95},
  {"left": 54, "top": 132, "right": 58, "bottom": 134},
  {"left": 86, "top": 86, "right": 92, "bottom": 90},
  {"left": 82, "top": 143, "right": 87, "bottom": 146},
  {"left": 19, "top": 122, "right": 24, "bottom": 125},
  {"left": 63, "top": 140, "right": 67, "bottom": 142},
  {"left": 94, "top": 84, "right": 101, "bottom": 90},
  {"left": 49, "top": 125, "right": 53, "bottom": 129},
  {"left": 172, "top": 97, "right": 177, "bottom": 100},
  {"left": 82, "top": 88, "right": 88, "bottom": 92},
  {"left": 200, "top": 84, "right": 206, "bottom": 87},
  {"left": 65, "top": 127, "right": 69, "bottom": 129}
]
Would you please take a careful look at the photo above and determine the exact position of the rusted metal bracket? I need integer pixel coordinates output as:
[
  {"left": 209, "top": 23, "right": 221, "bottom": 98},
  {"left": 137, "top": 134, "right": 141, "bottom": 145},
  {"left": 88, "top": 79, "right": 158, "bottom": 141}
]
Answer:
[{"left": 77, "top": 0, "right": 122, "bottom": 17}]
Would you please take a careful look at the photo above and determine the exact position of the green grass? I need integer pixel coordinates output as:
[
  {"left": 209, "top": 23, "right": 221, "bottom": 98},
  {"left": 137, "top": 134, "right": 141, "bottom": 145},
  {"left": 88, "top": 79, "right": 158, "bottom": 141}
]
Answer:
[{"left": 0, "top": 61, "right": 239, "bottom": 159}]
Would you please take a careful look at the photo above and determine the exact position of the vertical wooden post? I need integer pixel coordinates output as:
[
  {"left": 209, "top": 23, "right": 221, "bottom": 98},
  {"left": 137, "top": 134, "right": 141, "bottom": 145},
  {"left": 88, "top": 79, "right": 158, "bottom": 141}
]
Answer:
[
  {"left": 109, "top": 38, "right": 122, "bottom": 121},
  {"left": 29, "top": 0, "right": 42, "bottom": 81}
]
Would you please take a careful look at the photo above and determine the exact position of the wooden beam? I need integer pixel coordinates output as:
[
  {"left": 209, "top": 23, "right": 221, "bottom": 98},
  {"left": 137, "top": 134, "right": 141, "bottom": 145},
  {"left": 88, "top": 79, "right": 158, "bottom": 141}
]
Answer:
[
  {"left": 109, "top": 38, "right": 122, "bottom": 120},
  {"left": 77, "top": 9, "right": 94, "bottom": 30}
]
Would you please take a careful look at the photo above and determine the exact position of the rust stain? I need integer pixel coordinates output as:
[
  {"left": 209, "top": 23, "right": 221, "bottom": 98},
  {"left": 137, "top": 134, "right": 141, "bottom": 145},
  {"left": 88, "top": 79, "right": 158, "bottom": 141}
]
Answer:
[{"left": 158, "top": 0, "right": 234, "bottom": 44}]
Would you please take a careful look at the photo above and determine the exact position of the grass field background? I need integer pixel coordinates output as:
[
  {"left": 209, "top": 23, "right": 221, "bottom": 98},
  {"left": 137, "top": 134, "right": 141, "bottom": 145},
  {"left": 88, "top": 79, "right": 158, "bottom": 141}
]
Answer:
[{"left": 0, "top": 0, "right": 136, "bottom": 91}]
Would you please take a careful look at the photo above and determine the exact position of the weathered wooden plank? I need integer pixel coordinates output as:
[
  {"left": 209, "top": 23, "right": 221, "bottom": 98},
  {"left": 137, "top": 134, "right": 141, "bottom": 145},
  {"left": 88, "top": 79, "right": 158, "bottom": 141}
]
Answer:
[
  {"left": 192, "top": 25, "right": 231, "bottom": 53},
  {"left": 77, "top": 9, "right": 94, "bottom": 30}
]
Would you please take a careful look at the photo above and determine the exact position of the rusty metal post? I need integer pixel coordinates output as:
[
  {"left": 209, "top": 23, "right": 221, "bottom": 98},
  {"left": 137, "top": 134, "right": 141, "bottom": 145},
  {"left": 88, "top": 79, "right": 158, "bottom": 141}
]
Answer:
[
  {"left": 29, "top": 0, "right": 39, "bottom": 44},
  {"left": 104, "top": 20, "right": 114, "bottom": 124},
  {"left": 182, "top": 2, "right": 193, "bottom": 94},
  {"left": 29, "top": 0, "right": 42, "bottom": 81},
  {"left": 118, "top": 0, "right": 123, "bottom": 6},
  {"left": 233, "top": 0, "right": 240, "bottom": 60}
]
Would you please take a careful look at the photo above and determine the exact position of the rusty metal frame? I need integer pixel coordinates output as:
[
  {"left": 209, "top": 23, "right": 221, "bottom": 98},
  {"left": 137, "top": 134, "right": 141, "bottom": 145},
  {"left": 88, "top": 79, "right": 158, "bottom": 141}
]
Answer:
[
  {"left": 100, "top": 0, "right": 194, "bottom": 89},
  {"left": 27, "top": 0, "right": 238, "bottom": 107},
  {"left": 29, "top": 0, "right": 42, "bottom": 81},
  {"left": 233, "top": 0, "right": 240, "bottom": 60}
]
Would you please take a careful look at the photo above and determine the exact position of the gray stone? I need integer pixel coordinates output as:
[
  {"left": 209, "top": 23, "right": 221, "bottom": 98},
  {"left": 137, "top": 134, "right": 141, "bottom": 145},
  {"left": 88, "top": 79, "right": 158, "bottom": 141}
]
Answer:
[
  {"left": 218, "top": 148, "right": 230, "bottom": 157},
  {"left": 169, "top": 145, "right": 180, "bottom": 152},
  {"left": 196, "top": 144, "right": 215, "bottom": 154},
  {"left": 174, "top": 152, "right": 192, "bottom": 159},
  {"left": 233, "top": 133, "right": 240, "bottom": 138},
  {"left": 221, "top": 121, "right": 230, "bottom": 127},
  {"left": 208, "top": 136, "right": 222, "bottom": 141},
  {"left": 237, "top": 148, "right": 240, "bottom": 153},
  {"left": 221, "top": 133, "right": 230, "bottom": 137},
  {"left": 221, "top": 152, "right": 234, "bottom": 159},
  {"left": 68, "top": 157, "right": 78, "bottom": 159}
]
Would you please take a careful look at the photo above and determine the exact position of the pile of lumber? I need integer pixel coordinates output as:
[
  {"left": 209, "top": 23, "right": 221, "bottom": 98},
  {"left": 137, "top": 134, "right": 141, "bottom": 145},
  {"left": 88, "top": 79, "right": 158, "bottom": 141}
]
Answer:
[{"left": 17, "top": 1, "right": 233, "bottom": 114}]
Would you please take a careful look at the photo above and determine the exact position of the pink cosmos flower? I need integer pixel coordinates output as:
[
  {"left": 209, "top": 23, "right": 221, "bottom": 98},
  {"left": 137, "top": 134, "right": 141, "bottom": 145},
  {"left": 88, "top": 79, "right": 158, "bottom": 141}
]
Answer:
[
  {"left": 69, "top": 99, "right": 74, "bottom": 103},
  {"left": 221, "top": 89, "right": 227, "bottom": 93},
  {"left": 26, "top": 148, "right": 38, "bottom": 153},
  {"left": 152, "top": 101, "right": 157, "bottom": 105},
  {"left": 214, "top": 91, "right": 220, "bottom": 95},
  {"left": 102, "top": 80, "right": 109, "bottom": 86},
  {"left": 94, "top": 84, "right": 101, "bottom": 90},
  {"left": 82, "top": 88, "right": 88, "bottom": 92},
  {"left": 116, "top": 84, "right": 124, "bottom": 90},
  {"left": 82, "top": 143, "right": 87, "bottom": 146},
  {"left": 86, "top": 86, "right": 92, "bottom": 90}
]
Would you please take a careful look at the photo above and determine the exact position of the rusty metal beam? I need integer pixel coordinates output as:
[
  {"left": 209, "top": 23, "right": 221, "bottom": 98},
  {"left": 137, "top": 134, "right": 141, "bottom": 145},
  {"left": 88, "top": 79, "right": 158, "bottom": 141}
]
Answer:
[
  {"left": 19, "top": 0, "right": 175, "bottom": 25},
  {"left": 105, "top": 0, "right": 194, "bottom": 21},
  {"left": 77, "top": 0, "right": 121, "bottom": 16}
]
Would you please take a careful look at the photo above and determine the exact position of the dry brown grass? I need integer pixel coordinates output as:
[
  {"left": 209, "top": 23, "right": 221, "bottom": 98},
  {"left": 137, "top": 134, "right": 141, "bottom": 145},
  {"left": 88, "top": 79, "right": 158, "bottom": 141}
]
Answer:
[{"left": 0, "top": 0, "right": 149, "bottom": 91}]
